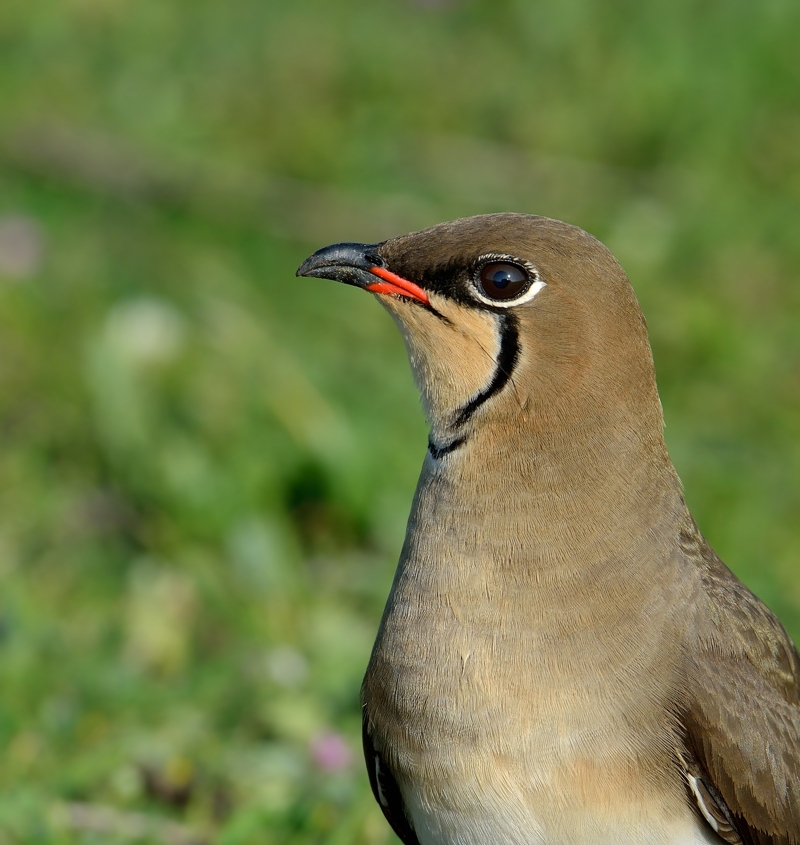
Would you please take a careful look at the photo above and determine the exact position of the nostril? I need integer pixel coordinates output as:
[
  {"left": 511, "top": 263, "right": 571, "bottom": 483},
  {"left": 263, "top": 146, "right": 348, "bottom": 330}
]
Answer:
[{"left": 364, "top": 251, "right": 384, "bottom": 267}]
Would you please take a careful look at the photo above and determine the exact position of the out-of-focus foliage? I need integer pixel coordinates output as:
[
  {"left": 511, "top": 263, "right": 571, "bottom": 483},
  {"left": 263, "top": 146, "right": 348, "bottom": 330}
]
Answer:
[{"left": 0, "top": 0, "right": 798, "bottom": 842}]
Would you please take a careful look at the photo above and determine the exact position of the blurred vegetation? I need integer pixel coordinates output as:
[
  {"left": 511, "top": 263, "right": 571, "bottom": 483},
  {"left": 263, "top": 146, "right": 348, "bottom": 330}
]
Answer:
[{"left": 0, "top": 0, "right": 798, "bottom": 842}]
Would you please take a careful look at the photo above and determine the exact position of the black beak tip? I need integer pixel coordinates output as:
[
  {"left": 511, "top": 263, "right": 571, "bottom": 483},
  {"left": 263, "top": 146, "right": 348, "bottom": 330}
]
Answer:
[
  {"left": 296, "top": 249, "right": 333, "bottom": 278},
  {"left": 295, "top": 241, "right": 383, "bottom": 285}
]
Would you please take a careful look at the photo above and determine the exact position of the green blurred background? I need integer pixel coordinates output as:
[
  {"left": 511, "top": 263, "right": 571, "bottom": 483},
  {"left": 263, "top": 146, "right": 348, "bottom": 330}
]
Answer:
[{"left": 0, "top": 0, "right": 799, "bottom": 842}]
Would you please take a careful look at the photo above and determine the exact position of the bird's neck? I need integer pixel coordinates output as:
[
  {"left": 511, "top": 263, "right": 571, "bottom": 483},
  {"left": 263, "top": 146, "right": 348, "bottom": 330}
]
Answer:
[
  {"left": 370, "top": 416, "right": 694, "bottom": 750},
  {"left": 403, "top": 417, "right": 687, "bottom": 590}
]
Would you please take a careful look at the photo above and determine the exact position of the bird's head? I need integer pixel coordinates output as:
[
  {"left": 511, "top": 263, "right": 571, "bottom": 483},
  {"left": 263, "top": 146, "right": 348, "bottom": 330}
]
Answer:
[{"left": 298, "top": 213, "right": 664, "bottom": 460}]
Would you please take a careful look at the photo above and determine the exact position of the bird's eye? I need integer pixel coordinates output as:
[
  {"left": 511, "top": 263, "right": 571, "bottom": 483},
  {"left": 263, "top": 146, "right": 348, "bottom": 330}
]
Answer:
[{"left": 477, "top": 262, "right": 529, "bottom": 301}]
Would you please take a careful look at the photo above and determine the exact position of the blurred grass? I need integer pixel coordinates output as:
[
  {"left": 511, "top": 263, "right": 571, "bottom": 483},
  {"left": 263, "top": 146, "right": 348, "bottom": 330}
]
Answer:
[{"left": 0, "top": 0, "right": 799, "bottom": 842}]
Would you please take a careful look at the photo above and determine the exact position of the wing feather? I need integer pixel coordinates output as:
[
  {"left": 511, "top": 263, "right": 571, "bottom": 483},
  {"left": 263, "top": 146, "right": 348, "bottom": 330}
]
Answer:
[
  {"left": 680, "top": 525, "right": 800, "bottom": 844},
  {"left": 362, "top": 715, "right": 421, "bottom": 845}
]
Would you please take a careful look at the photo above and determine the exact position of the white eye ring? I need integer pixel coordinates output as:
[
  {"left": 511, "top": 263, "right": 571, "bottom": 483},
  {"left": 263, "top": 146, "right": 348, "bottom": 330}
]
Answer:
[{"left": 471, "top": 255, "right": 547, "bottom": 308}]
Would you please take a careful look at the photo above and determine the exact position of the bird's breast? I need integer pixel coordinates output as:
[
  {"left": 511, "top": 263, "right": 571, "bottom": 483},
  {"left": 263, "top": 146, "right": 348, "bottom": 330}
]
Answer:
[
  {"left": 362, "top": 548, "right": 705, "bottom": 845},
  {"left": 361, "top": 455, "right": 705, "bottom": 843}
]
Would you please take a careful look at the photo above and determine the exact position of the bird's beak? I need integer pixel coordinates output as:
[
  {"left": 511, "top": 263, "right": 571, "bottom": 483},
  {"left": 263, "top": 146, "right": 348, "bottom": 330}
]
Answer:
[{"left": 296, "top": 242, "right": 429, "bottom": 305}]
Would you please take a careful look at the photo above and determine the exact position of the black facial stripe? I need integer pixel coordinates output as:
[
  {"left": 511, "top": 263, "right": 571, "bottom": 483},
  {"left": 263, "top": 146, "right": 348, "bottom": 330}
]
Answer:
[
  {"left": 452, "top": 312, "right": 519, "bottom": 428},
  {"left": 428, "top": 435, "right": 467, "bottom": 460},
  {"left": 411, "top": 259, "right": 476, "bottom": 307},
  {"left": 390, "top": 256, "right": 531, "bottom": 313}
]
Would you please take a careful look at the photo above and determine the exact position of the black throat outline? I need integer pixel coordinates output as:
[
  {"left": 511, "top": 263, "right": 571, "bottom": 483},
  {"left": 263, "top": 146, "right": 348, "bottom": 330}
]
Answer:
[{"left": 428, "top": 312, "right": 520, "bottom": 460}]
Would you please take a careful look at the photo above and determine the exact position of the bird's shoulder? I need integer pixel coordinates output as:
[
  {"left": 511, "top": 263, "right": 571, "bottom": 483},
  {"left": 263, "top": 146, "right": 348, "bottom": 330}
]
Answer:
[{"left": 677, "top": 519, "right": 800, "bottom": 843}]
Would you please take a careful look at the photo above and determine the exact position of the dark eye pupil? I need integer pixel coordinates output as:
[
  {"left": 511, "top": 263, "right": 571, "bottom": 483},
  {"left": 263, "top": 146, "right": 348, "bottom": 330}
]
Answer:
[
  {"left": 478, "top": 262, "right": 528, "bottom": 301},
  {"left": 490, "top": 270, "right": 513, "bottom": 287}
]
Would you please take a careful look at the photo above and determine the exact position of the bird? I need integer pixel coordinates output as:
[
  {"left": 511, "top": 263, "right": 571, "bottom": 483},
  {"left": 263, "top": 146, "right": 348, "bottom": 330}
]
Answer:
[{"left": 296, "top": 213, "right": 800, "bottom": 845}]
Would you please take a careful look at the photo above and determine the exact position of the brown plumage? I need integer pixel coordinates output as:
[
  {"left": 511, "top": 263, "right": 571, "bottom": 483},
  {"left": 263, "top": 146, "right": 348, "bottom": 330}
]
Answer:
[{"left": 297, "top": 214, "right": 800, "bottom": 844}]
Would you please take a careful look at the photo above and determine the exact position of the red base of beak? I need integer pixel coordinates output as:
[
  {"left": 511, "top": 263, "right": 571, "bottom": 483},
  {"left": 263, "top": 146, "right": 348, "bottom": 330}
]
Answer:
[{"left": 366, "top": 267, "right": 429, "bottom": 305}]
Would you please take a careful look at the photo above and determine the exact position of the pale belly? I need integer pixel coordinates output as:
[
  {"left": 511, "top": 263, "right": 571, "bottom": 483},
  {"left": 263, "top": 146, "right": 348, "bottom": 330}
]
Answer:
[
  {"left": 403, "top": 782, "right": 719, "bottom": 845},
  {"left": 371, "top": 672, "right": 715, "bottom": 845},
  {"left": 365, "top": 662, "right": 721, "bottom": 844}
]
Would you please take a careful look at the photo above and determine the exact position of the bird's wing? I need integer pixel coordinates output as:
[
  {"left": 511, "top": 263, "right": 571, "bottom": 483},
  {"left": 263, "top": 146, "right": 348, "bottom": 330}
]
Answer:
[
  {"left": 680, "top": 528, "right": 800, "bottom": 844},
  {"left": 362, "top": 717, "right": 421, "bottom": 845}
]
